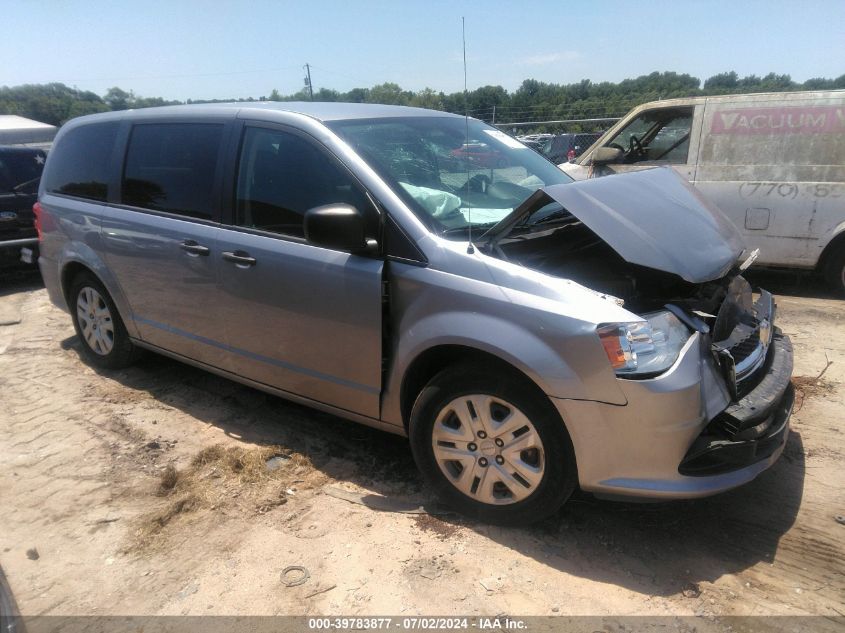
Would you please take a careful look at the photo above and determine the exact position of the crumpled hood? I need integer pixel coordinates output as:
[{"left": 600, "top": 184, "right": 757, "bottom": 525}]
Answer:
[{"left": 488, "top": 167, "right": 746, "bottom": 283}]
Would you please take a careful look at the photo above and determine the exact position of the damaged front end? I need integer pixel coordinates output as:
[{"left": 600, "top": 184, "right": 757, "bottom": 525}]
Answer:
[
  {"left": 481, "top": 168, "right": 794, "bottom": 489},
  {"left": 678, "top": 277, "right": 794, "bottom": 477}
]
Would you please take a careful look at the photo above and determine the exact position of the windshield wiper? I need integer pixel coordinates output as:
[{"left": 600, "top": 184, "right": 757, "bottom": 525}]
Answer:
[
  {"left": 440, "top": 222, "right": 498, "bottom": 238},
  {"left": 528, "top": 208, "right": 573, "bottom": 225},
  {"left": 12, "top": 177, "right": 40, "bottom": 194}
]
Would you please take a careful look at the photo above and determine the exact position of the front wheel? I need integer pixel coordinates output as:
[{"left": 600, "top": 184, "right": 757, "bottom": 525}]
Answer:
[
  {"left": 409, "top": 362, "right": 577, "bottom": 525},
  {"left": 69, "top": 272, "right": 141, "bottom": 369}
]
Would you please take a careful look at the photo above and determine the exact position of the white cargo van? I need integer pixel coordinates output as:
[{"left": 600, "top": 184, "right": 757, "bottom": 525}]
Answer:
[{"left": 560, "top": 91, "right": 845, "bottom": 293}]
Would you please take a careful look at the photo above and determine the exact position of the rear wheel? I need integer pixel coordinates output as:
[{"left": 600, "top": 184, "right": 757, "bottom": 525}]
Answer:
[
  {"left": 69, "top": 272, "right": 141, "bottom": 369},
  {"left": 409, "top": 362, "right": 577, "bottom": 525},
  {"left": 823, "top": 244, "right": 845, "bottom": 296}
]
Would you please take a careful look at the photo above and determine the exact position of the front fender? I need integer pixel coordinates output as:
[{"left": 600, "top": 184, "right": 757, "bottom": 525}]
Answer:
[
  {"left": 412, "top": 310, "right": 623, "bottom": 397},
  {"left": 380, "top": 264, "right": 630, "bottom": 430}
]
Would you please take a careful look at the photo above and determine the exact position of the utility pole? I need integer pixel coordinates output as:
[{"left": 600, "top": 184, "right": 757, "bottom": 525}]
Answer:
[
  {"left": 492, "top": 104, "right": 496, "bottom": 125},
  {"left": 304, "top": 63, "right": 314, "bottom": 100}
]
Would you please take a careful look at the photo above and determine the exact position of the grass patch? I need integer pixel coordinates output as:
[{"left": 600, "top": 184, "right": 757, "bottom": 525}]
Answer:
[{"left": 134, "top": 443, "right": 316, "bottom": 549}]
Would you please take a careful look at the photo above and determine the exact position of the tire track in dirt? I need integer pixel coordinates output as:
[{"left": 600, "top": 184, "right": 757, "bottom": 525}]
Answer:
[{"left": 0, "top": 288, "right": 150, "bottom": 614}]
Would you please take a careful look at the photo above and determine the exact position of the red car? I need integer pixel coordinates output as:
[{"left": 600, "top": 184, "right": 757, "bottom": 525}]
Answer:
[{"left": 449, "top": 142, "right": 508, "bottom": 168}]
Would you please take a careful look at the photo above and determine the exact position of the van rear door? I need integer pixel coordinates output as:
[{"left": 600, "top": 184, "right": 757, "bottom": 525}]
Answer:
[{"left": 101, "top": 120, "right": 233, "bottom": 370}]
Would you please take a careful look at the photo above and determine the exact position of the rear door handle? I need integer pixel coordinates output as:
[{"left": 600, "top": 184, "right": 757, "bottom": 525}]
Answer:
[
  {"left": 180, "top": 239, "right": 210, "bottom": 256},
  {"left": 222, "top": 250, "right": 257, "bottom": 267}
]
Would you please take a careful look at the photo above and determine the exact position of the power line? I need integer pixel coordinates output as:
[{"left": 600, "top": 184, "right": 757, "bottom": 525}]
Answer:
[{"left": 307, "top": 64, "right": 379, "bottom": 90}]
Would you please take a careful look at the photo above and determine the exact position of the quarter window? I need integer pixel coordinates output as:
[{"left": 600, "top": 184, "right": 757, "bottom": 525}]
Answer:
[
  {"left": 234, "top": 127, "right": 372, "bottom": 239},
  {"left": 43, "top": 122, "right": 119, "bottom": 202},
  {"left": 122, "top": 123, "right": 223, "bottom": 220}
]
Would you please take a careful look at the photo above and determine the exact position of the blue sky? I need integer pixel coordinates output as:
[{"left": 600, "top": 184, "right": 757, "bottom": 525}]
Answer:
[{"left": 4, "top": 0, "right": 844, "bottom": 101}]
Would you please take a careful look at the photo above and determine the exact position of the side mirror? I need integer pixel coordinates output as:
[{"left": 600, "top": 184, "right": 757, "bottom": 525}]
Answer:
[
  {"left": 590, "top": 146, "right": 623, "bottom": 165},
  {"left": 304, "top": 204, "right": 374, "bottom": 253}
]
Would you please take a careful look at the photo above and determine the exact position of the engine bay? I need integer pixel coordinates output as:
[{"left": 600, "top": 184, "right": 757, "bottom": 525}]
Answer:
[{"left": 488, "top": 211, "right": 734, "bottom": 315}]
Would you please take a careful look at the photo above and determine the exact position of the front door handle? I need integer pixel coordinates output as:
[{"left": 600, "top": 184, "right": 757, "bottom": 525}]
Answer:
[
  {"left": 180, "top": 239, "right": 210, "bottom": 256},
  {"left": 222, "top": 250, "right": 257, "bottom": 267}
]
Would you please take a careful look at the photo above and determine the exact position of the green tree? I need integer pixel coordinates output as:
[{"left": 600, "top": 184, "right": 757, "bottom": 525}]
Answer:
[
  {"left": 704, "top": 71, "right": 739, "bottom": 91},
  {"left": 313, "top": 88, "right": 340, "bottom": 102},
  {"left": 3, "top": 70, "right": 843, "bottom": 133},
  {"left": 409, "top": 87, "right": 443, "bottom": 110},
  {"left": 344, "top": 88, "right": 369, "bottom": 103},
  {"left": 104, "top": 86, "right": 134, "bottom": 110},
  {"left": 0, "top": 83, "right": 112, "bottom": 125},
  {"left": 366, "top": 82, "right": 410, "bottom": 105}
]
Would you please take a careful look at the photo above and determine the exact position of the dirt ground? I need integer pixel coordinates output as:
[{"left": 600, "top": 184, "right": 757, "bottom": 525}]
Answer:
[{"left": 0, "top": 270, "right": 843, "bottom": 618}]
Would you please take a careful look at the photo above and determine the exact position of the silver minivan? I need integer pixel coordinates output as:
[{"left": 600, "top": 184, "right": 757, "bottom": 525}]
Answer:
[{"left": 36, "top": 103, "right": 794, "bottom": 524}]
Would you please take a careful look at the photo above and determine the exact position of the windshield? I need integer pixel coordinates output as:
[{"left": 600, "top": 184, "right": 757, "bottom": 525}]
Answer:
[
  {"left": 328, "top": 117, "right": 572, "bottom": 239},
  {"left": 602, "top": 107, "right": 693, "bottom": 164}
]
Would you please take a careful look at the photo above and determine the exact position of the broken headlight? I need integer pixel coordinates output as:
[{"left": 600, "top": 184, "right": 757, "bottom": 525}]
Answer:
[{"left": 597, "top": 311, "right": 691, "bottom": 377}]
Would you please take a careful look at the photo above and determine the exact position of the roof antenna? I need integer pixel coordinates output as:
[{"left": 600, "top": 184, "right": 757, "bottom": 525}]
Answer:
[{"left": 462, "top": 16, "right": 474, "bottom": 255}]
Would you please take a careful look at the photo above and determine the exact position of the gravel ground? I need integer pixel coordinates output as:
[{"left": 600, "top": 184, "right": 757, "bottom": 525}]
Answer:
[{"left": 0, "top": 270, "right": 843, "bottom": 618}]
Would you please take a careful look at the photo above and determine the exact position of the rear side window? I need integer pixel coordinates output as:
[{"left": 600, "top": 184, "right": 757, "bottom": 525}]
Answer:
[
  {"left": 43, "top": 122, "right": 119, "bottom": 202},
  {"left": 122, "top": 123, "right": 223, "bottom": 220}
]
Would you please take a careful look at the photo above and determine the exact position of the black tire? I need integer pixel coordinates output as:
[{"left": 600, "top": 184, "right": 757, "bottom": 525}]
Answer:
[
  {"left": 409, "top": 362, "right": 577, "bottom": 525},
  {"left": 823, "top": 244, "right": 845, "bottom": 296},
  {"left": 68, "top": 272, "right": 141, "bottom": 369},
  {"left": 0, "top": 564, "right": 25, "bottom": 633}
]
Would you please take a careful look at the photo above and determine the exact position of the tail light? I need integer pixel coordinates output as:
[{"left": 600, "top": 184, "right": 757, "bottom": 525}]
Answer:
[{"left": 33, "top": 202, "right": 43, "bottom": 241}]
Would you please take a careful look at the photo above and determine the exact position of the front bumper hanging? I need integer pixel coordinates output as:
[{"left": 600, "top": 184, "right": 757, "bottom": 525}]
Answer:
[{"left": 679, "top": 330, "right": 794, "bottom": 476}]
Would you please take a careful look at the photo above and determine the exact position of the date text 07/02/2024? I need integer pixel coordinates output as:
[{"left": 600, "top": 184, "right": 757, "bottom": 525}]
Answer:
[{"left": 307, "top": 617, "right": 528, "bottom": 630}]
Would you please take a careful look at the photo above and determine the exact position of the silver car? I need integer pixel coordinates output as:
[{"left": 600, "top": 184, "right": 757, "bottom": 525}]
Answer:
[{"left": 35, "top": 103, "right": 794, "bottom": 524}]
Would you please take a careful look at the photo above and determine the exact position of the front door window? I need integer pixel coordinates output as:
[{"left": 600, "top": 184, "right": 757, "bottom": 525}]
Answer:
[{"left": 234, "top": 126, "right": 375, "bottom": 240}]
